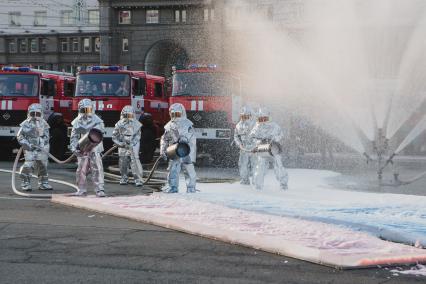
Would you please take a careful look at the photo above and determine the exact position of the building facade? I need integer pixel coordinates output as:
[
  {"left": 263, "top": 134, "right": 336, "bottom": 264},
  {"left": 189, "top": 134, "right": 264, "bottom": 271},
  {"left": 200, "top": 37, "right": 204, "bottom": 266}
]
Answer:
[
  {"left": 98, "top": 0, "right": 304, "bottom": 76},
  {"left": 99, "top": 0, "right": 225, "bottom": 76},
  {"left": 0, "top": 0, "right": 304, "bottom": 74},
  {"left": 0, "top": 0, "right": 100, "bottom": 72}
]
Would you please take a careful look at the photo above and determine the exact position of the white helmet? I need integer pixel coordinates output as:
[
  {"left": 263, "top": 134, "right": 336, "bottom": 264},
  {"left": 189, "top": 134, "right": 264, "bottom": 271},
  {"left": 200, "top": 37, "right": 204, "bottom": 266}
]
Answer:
[
  {"left": 257, "top": 107, "right": 270, "bottom": 123},
  {"left": 121, "top": 105, "right": 135, "bottom": 120},
  {"left": 28, "top": 103, "right": 43, "bottom": 120},
  {"left": 240, "top": 105, "right": 253, "bottom": 121},
  {"left": 78, "top": 98, "right": 94, "bottom": 116},
  {"left": 169, "top": 103, "right": 187, "bottom": 121}
]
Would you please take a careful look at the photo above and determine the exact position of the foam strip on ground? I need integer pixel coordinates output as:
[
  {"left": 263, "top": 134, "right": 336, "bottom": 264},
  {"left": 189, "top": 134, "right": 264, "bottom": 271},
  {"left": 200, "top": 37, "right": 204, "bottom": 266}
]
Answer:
[{"left": 51, "top": 194, "right": 426, "bottom": 268}]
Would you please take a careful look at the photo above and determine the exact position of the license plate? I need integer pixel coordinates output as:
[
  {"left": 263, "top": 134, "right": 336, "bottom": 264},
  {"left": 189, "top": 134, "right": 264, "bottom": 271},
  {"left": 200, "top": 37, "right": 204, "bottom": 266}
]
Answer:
[
  {"left": 0, "top": 126, "right": 19, "bottom": 136},
  {"left": 194, "top": 128, "right": 231, "bottom": 140}
]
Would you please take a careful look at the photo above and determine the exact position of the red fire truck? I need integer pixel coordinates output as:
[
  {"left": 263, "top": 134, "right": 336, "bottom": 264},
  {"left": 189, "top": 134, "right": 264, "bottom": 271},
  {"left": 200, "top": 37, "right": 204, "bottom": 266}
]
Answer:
[
  {"left": 71, "top": 66, "right": 169, "bottom": 157},
  {"left": 0, "top": 66, "right": 75, "bottom": 158},
  {"left": 169, "top": 64, "right": 242, "bottom": 164}
]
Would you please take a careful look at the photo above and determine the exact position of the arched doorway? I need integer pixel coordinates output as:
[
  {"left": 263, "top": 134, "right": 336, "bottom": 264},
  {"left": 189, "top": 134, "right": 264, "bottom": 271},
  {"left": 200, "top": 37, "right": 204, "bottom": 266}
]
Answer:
[{"left": 144, "top": 40, "right": 189, "bottom": 77}]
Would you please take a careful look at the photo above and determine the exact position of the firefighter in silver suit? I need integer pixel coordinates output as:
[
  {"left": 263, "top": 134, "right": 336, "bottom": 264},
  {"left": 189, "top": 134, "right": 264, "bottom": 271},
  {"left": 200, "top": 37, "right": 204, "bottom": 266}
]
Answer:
[
  {"left": 160, "top": 103, "right": 197, "bottom": 193},
  {"left": 112, "top": 105, "right": 143, "bottom": 187},
  {"left": 69, "top": 99, "right": 106, "bottom": 197},
  {"left": 234, "top": 106, "right": 256, "bottom": 185},
  {"left": 17, "top": 103, "right": 52, "bottom": 191},
  {"left": 250, "top": 107, "right": 288, "bottom": 191}
]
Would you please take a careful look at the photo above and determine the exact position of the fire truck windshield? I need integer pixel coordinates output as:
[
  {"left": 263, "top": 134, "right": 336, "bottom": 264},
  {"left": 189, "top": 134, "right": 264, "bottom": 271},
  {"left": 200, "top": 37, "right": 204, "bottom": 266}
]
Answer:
[
  {"left": 172, "top": 72, "right": 235, "bottom": 97},
  {"left": 0, "top": 74, "right": 38, "bottom": 97},
  {"left": 75, "top": 73, "right": 130, "bottom": 97}
]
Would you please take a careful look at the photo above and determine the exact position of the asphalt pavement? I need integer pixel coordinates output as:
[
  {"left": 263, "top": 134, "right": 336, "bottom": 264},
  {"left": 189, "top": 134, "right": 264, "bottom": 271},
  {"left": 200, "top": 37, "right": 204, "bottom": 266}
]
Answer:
[{"left": 0, "top": 161, "right": 424, "bottom": 283}]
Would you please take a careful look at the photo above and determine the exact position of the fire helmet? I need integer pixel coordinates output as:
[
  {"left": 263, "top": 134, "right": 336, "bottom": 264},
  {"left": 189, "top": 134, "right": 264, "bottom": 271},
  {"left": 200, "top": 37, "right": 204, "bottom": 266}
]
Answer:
[
  {"left": 121, "top": 105, "right": 135, "bottom": 120},
  {"left": 27, "top": 103, "right": 43, "bottom": 120},
  {"left": 257, "top": 107, "right": 270, "bottom": 123},
  {"left": 169, "top": 103, "right": 186, "bottom": 121},
  {"left": 240, "top": 105, "right": 253, "bottom": 121},
  {"left": 78, "top": 99, "right": 94, "bottom": 116}
]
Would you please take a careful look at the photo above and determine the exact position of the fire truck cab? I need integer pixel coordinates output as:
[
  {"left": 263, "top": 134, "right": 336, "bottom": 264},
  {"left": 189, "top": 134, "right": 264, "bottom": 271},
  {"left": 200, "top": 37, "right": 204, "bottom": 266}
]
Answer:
[
  {"left": 170, "top": 64, "right": 242, "bottom": 165},
  {"left": 0, "top": 66, "right": 75, "bottom": 158},
  {"left": 71, "top": 66, "right": 169, "bottom": 156}
]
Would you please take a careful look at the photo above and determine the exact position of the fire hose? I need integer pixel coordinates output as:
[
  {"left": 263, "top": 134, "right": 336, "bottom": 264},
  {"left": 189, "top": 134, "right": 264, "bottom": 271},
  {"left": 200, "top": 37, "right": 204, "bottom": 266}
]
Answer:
[
  {"left": 104, "top": 156, "right": 164, "bottom": 186},
  {"left": 4, "top": 141, "right": 167, "bottom": 198},
  {"left": 104, "top": 141, "right": 191, "bottom": 187},
  {"left": 0, "top": 147, "right": 78, "bottom": 198},
  {"left": 2, "top": 138, "right": 195, "bottom": 198}
]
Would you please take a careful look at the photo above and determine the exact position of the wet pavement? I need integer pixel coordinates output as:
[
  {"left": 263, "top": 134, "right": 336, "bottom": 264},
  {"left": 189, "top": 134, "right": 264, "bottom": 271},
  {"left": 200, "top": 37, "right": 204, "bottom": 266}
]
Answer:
[{"left": 0, "top": 160, "right": 424, "bottom": 283}]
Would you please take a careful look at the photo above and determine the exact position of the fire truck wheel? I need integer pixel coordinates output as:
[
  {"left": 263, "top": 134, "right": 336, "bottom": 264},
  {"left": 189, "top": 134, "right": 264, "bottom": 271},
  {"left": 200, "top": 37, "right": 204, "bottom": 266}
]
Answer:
[{"left": 50, "top": 127, "right": 67, "bottom": 159}]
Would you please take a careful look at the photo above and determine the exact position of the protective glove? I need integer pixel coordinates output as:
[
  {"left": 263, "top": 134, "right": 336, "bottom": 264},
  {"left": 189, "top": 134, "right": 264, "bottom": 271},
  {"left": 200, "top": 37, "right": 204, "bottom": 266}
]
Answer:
[
  {"left": 73, "top": 149, "right": 82, "bottom": 157},
  {"left": 178, "top": 136, "right": 189, "bottom": 144},
  {"left": 30, "top": 145, "right": 41, "bottom": 151},
  {"left": 70, "top": 146, "right": 82, "bottom": 157},
  {"left": 116, "top": 142, "right": 126, "bottom": 148},
  {"left": 21, "top": 142, "right": 32, "bottom": 151},
  {"left": 160, "top": 152, "right": 168, "bottom": 161}
]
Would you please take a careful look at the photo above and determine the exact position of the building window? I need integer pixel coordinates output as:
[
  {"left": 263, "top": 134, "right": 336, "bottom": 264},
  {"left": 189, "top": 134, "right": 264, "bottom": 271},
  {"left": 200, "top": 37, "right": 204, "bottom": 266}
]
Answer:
[
  {"left": 175, "top": 10, "right": 187, "bottom": 23},
  {"left": 30, "top": 38, "right": 39, "bottom": 53},
  {"left": 146, "top": 10, "right": 159, "bottom": 24},
  {"left": 94, "top": 37, "right": 100, "bottom": 52},
  {"left": 119, "top": 10, "right": 131, "bottom": 24},
  {"left": 75, "top": 0, "right": 84, "bottom": 24},
  {"left": 182, "top": 10, "right": 187, "bottom": 22},
  {"left": 41, "top": 38, "right": 48, "bottom": 52},
  {"left": 34, "top": 11, "right": 47, "bottom": 26},
  {"left": 88, "top": 9, "right": 99, "bottom": 25},
  {"left": 72, "top": 38, "right": 80, "bottom": 52},
  {"left": 204, "top": 8, "right": 215, "bottom": 22},
  {"left": 60, "top": 38, "right": 69, "bottom": 52},
  {"left": 122, "top": 37, "right": 129, "bottom": 52},
  {"left": 61, "top": 10, "right": 74, "bottom": 26},
  {"left": 9, "top": 12, "right": 21, "bottom": 26},
  {"left": 83, "top": 37, "right": 91, "bottom": 52},
  {"left": 19, "top": 39, "right": 27, "bottom": 53},
  {"left": 8, "top": 40, "right": 17, "bottom": 53}
]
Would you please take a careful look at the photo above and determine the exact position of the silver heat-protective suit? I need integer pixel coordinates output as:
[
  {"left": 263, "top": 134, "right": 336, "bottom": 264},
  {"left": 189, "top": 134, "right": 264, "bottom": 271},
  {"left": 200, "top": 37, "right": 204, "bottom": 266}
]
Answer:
[
  {"left": 249, "top": 107, "right": 288, "bottom": 190},
  {"left": 160, "top": 103, "right": 197, "bottom": 193},
  {"left": 112, "top": 105, "right": 143, "bottom": 186},
  {"left": 70, "top": 99, "right": 106, "bottom": 197},
  {"left": 234, "top": 106, "right": 256, "bottom": 185},
  {"left": 17, "top": 103, "right": 52, "bottom": 191}
]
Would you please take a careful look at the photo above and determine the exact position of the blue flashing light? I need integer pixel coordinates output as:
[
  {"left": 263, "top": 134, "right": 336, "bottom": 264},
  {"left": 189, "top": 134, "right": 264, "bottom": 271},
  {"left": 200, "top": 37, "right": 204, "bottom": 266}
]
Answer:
[
  {"left": 2, "top": 66, "right": 31, "bottom": 72},
  {"left": 89, "top": 65, "right": 122, "bottom": 72}
]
